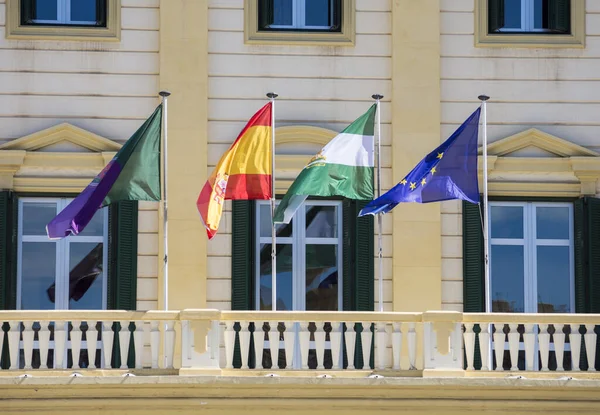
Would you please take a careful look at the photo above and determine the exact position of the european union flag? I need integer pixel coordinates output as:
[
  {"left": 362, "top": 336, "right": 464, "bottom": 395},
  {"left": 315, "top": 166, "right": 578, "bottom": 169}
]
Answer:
[{"left": 359, "top": 108, "right": 481, "bottom": 216}]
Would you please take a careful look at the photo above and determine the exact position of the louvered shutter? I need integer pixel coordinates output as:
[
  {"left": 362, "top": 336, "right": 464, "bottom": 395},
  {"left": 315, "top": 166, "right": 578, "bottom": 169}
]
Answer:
[
  {"left": 463, "top": 201, "right": 485, "bottom": 312},
  {"left": 487, "top": 0, "right": 505, "bottom": 33},
  {"left": 0, "top": 191, "right": 17, "bottom": 370},
  {"left": 231, "top": 200, "right": 255, "bottom": 310},
  {"left": 258, "top": 0, "right": 274, "bottom": 30},
  {"left": 20, "top": 0, "right": 35, "bottom": 24},
  {"left": 574, "top": 198, "right": 587, "bottom": 313},
  {"left": 586, "top": 197, "right": 600, "bottom": 370},
  {"left": 548, "top": 0, "right": 571, "bottom": 33},
  {"left": 96, "top": 0, "right": 108, "bottom": 27},
  {"left": 330, "top": 0, "right": 343, "bottom": 32}
]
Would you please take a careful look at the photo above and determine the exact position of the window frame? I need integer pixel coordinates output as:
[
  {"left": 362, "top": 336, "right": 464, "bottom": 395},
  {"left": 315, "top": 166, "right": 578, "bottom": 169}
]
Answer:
[
  {"left": 267, "top": 0, "right": 336, "bottom": 31},
  {"left": 475, "top": 0, "right": 584, "bottom": 48},
  {"left": 16, "top": 197, "right": 109, "bottom": 311},
  {"left": 25, "top": 0, "right": 103, "bottom": 27},
  {"left": 5, "top": 0, "right": 121, "bottom": 42},
  {"left": 488, "top": 201, "right": 575, "bottom": 313},
  {"left": 254, "top": 199, "right": 343, "bottom": 311},
  {"left": 244, "top": 0, "right": 355, "bottom": 46}
]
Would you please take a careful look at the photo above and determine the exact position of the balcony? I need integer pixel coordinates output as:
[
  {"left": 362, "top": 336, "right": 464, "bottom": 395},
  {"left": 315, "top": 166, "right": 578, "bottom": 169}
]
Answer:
[{"left": 1, "top": 310, "right": 599, "bottom": 377}]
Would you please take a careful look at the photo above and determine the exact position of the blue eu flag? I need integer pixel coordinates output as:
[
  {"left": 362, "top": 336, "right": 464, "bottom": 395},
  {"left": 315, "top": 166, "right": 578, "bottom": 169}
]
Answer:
[{"left": 359, "top": 108, "right": 481, "bottom": 216}]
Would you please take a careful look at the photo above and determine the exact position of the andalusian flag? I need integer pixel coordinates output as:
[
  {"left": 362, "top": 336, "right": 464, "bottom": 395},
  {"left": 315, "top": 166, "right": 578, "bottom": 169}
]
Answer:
[
  {"left": 47, "top": 105, "right": 162, "bottom": 239},
  {"left": 197, "top": 102, "right": 272, "bottom": 239},
  {"left": 274, "top": 105, "right": 376, "bottom": 223}
]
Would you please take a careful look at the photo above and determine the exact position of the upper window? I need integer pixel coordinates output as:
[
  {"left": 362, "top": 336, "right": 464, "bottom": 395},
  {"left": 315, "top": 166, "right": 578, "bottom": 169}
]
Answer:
[
  {"left": 21, "top": 0, "right": 107, "bottom": 27},
  {"left": 245, "top": 0, "right": 355, "bottom": 45},
  {"left": 475, "top": 0, "right": 584, "bottom": 48},
  {"left": 5, "top": 0, "right": 120, "bottom": 41}
]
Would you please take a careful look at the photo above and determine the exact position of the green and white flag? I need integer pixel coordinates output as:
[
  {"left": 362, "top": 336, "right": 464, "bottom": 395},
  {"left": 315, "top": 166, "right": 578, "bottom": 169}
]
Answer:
[{"left": 274, "top": 104, "right": 376, "bottom": 223}]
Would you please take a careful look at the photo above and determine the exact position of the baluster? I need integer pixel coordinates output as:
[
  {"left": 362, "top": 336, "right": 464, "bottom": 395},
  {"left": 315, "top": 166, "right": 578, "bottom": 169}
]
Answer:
[
  {"left": 570, "top": 325, "right": 582, "bottom": 371},
  {"left": 480, "top": 324, "right": 491, "bottom": 371},
  {"left": 507, "top": 324, "right": 519, "bottom": 371},
  {"left": 523, "top": 324, "right": 535, "bottom": 371},
  {"left": 299, "top": 322, "right": 310, "bottom": 370},
  {"left": 330, "top": 322, "right": 342, "bottom": 370},
  {"left": 86, "top": 321, "right": 98, "bottom": 369},
  {"left": 133, "top": 322, "right": 144, "bottom": 369},
  {"left": 375, "top": 323, "right": 387, "bottom": 370},
  {"left": 584, "top": 324, "right": 597, "bottom": 371},
  {"left": 150, "top": 321, "right": 160, "bottom": 369},
  {"left": 268, "top": 321, "right": 279, "bottom": 370},
  {"left": 254, "top": 322, "right": 265, "bottom": 370},
  {"left": 54, "top": 322, "right": 67, "bottom": 369},
  {"left": 344, "top": 322, "right": 356, "bottom": 370},
  {"left": 391, "top": 323, "right": 402, "bottom": 370},
  {"left": 361, "top": 322, "right": 372, "bottom": 370},
  {"left": 284, "top": 322, "right": 296, "bottom": 370},
  {"left": 493, "top": 323, "right": 505, "bottom": 371},
  {"left": 407, "top": 322, "right": 416, "bottom": 370},
  {"left": 538, "top": 324, "right": 550, "bottom": 372},
  {"left": 22, "top": 321, "right": 34, "bottom": 370},
  {"left": 102, "top": 321, "right": 114, "bottom": 368},
  {"left": 7, "top": 321, "right": 19, "bottom": 370},
  {"left": 314, "top": 322, "right": 326, "bottom": 370},
  {"left": 463, "top": 323, "right": 475, "bottom": 370},
  {"left": 224, "top": 321, "right": 235, "bottom": 369},
  {"left": 237, "top": 321, "right": 250, "bottom": 369},
  {"left": 554, "top": 324, "right": 565, "bottom": 371},
  {"left": 118, "top": 321, "right": 131, "bottom": 369},
  {"left": 38, "top": 322, "right": 50, "bottom": 369},
  {"left": 70, "top": 321, "right": 82, "bottom": 370},
  {"left": 0, "top": 322, "right": 3, "bottom": 369},
  {"left": 165, "top": 321, "right": 176, "bottom": 369}
]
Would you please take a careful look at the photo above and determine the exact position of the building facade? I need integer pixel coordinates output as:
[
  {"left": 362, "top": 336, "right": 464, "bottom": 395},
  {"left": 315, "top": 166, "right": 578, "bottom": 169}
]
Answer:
[{"left": 1, "top": 0, "right": 600, "bottom": 414}]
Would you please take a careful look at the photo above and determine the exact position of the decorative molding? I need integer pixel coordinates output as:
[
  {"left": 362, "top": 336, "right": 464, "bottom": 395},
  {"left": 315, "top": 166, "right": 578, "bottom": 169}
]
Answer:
[
  {"left": 244, "top": 0, "right": 355, "bottom": 46},
  {"left": 474, "top": 0, "right": 585, "bottom": 48},
  {"left": 5, "top": 0, "right": 121, "bottom": 41}
]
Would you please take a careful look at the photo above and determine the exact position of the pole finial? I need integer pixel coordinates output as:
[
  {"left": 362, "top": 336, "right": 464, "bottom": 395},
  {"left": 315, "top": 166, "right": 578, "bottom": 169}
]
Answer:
[
  {"left": 159, "top": 91, "right": 171, "bottom": 98},
  {"left": 478, "top": 95, "right": 490, "bottom": 101},
  {"left": 372, "top": 94, "right": 384, "bottom": 101},
  {"left": 266, "top": 92, "right": 278, "bottom": 99}
]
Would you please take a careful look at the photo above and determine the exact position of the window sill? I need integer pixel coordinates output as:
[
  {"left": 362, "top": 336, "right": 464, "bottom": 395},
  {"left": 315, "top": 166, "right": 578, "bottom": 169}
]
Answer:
[{"left": 475, "top": 33, "right": 585, "bottom": 49}]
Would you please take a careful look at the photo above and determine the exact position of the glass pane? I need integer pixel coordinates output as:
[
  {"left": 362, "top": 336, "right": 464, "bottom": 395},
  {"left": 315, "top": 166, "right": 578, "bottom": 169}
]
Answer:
[
  {"left": 77, "top": 208, "right": 105, "bottom": 237},
  {"left": 68, "top": 243, "right": 104, "bottom": 310},
  {"left": 504, "top": 0, "right": 522, "bottom": 29},
  {"left": 491, "top": 206, "right": 524, "bottom": 239},
  {"left": 273, "top": 0, "right": 293, "bottom": 25},
  {"left": 22, "top": 202, "right": 57, "bottom": 236},
  {"left": 306, "top": 205, "right": 337, "bottom": 238},
  {"left": 491, "top": 245, "right": 524, "bottom": 312},
  {"left": 259, "top": 204, "right": 292, "bottom": 238},
  {"left": 33, "top": 0, "right": 58, "bottom": 21},
  {"left": 536, "top": 206, "right": 570, "bottom": 240},
  {"left": 259, "top": 244, "right": 293, "bottom": 310},
  {"left": 533, "top": 0, "right": 549, "bottom": 29},
  {"left": 305, "top": 0, "right": 331, "bottom": 27},
  {"left": 20, "top": 242, "right": 56, "bottom": 310},
  {"left": 70, "top": 0, "right": 98, "bottom": 22},
  {"left": 537, "top": 246, "right": 571, "bottom": 313},
  {"left": 305, "top": 244, "right": 338, "bottom": 311}
]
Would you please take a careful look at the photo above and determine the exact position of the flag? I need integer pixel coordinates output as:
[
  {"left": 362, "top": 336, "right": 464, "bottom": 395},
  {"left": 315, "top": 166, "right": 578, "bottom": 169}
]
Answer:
[
  {"left": 46, "top": 105, "right": 162, "bottom": 239},
  {"left": 359, "top": 107, "right": 481, "bottom": 216},
  {"left": 273, "top": 105, "right": 376, "bottom": 224},
  {"left": 197, "top": 102, "right": 272, "bottom": 239}
]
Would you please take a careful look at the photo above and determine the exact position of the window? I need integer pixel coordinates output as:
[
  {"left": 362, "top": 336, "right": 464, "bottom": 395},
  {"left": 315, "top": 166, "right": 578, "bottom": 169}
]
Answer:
[
  {"left": 17, "top": 198, "right": 108, "bottom": 311},
  {"left": 489, "top": 202, "right": 574, "bottom": 313},
  {"left": 256, "top": 200, "right": 342, "bottom": 311},
  {"left": 244, "top": 0, "right": 355, "bottom": 45},
  {"left": 21, "top": 0, "right": 107, "bottom": 27},
  {"left": 5, "top": 0, "right": 121, "bottom": 41},
  {"left": 475, "top": 0, "right": 584, "bottom": 48}
]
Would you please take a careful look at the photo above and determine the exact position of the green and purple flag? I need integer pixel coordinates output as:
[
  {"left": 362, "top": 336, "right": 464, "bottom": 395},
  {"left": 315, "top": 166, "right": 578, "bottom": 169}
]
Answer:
[{"left": 46, "top": 104, "right": 162, "bottom": 239}]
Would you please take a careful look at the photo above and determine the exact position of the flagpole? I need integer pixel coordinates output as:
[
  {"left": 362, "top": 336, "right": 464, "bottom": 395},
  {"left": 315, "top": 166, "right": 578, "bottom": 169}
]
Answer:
[
  {"left": 372, "top": 94, "right": 384, "bottom": 312},
  {"left": 159, "top": 90, "right": 170, "bottom": 368},
  {"left": 478, "top": 94, "right": 491, "bottom": 313},
  {"left": 267, "top": 92, "right": 278, "bottom": 311}
]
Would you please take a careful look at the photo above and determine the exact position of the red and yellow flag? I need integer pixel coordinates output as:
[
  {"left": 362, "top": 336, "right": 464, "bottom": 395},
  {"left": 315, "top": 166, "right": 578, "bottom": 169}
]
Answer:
[{"left": 197, "top": 102, "right": 272, "bottom": 239}]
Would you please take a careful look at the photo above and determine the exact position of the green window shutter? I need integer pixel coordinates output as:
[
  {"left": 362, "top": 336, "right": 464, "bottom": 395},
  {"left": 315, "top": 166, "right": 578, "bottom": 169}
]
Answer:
[
  {"left": 330, "top": 0, "right": 342, "bottom": 32},
  {"left": 0, "top": 191, "right": 17, "bottom": 370},
  {"left": 584, "top": 197, "right": 600, "bottom": 313},
  {"left": 573, "top": 197, "right": 600, "bottom": 314},
  {"left": 20, "top": 0, "right": 35, "bottom": 24},
  {"left": 232, "top": 200, "right": 255, "bottom": 310},
  {"left": 462, "top": 201, "right": 485, "bottom": 312},
  {"left": 548, "top": 0, "right": 571, "bottom": 33},
  {"left": 258, "top": 0, "right": 274, "bottom": 30},
  {"left": 487, "top": 0, "right": 505, "bottom": 33},
  {"left": 96, "top": 0, "right": 108, "bottom": 27},
  {"left": 574, "top": 198, "right": 587, "bottom": 313}
]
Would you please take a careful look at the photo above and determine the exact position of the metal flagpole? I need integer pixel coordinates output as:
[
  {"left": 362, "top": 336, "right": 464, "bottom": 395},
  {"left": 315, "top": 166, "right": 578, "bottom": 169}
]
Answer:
[
  {"left": 478, "top": 94, "right": 491, "bottom": 313},
  {"left": 267, "top": 92, "right": 278, "bottom": 311},
  {"left": 159, "top": 90, "right": 170, "bottom": 367},
  {"left": 372, "top": 94, "right": 384, "bottom": 312}
]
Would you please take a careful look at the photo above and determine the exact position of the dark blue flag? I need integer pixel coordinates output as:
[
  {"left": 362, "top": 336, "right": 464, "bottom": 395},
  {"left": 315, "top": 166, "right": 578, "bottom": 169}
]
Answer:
[{"left": 359, "top": 108, "right": 481, "bottom": 216}]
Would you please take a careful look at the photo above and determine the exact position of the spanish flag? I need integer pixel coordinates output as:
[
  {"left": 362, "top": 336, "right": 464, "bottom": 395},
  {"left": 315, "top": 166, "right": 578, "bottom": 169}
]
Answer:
[{"left": 197, "top": 102, "right": 272, "bottom": 239}]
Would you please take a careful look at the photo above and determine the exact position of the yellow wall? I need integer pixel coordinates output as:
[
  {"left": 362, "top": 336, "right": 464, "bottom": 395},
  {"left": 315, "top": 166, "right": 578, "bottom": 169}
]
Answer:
[{"left": 391, "top": 0, "right": 442, "bottom": 311}]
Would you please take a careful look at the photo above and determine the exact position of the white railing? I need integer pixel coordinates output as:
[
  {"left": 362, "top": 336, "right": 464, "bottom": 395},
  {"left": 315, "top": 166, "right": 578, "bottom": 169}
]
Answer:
[{"left": 2, "top": 310, "right": 599, "bottom": 374}]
